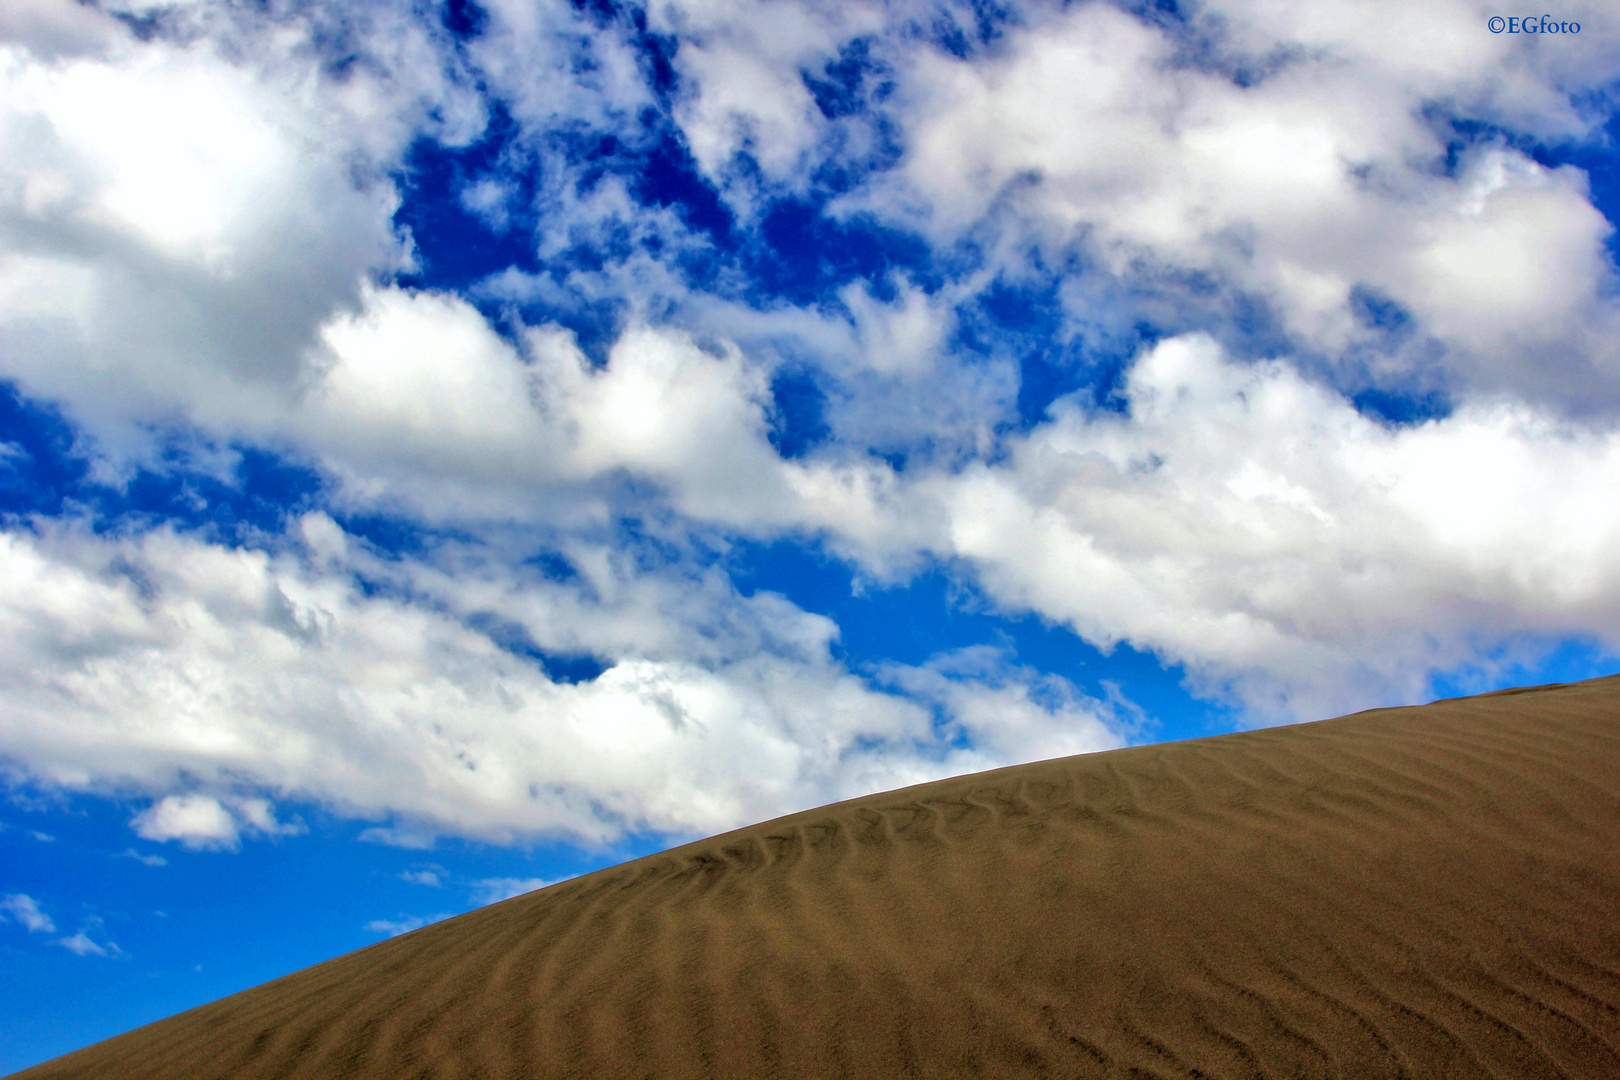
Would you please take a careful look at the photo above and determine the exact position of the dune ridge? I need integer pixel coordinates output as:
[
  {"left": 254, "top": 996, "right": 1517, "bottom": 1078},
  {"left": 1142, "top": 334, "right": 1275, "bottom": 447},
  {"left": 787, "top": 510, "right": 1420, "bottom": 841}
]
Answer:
[{"left": 14, "top": 676, "right": 1620, "bottom": 1079}]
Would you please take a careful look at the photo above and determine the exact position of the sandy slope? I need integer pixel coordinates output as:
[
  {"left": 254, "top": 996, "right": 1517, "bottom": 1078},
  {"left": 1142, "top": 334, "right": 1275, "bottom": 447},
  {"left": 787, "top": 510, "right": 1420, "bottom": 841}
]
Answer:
[{"left": 14, "top": 677, "right": 1620, "bottom": 1079}]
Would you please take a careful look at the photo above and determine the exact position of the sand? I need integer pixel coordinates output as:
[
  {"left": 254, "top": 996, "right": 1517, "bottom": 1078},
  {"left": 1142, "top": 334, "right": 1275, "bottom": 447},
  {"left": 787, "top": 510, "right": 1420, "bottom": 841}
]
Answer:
[{"left": 13, "top": 676, "right": 1620, "bottom": 1079}]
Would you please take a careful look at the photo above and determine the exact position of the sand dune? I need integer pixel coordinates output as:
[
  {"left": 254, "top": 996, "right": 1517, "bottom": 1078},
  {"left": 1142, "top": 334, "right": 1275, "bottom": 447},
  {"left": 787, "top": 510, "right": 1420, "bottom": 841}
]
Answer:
[{"left": 14, "top": 676, "right": 1620, "bottom": 1079}]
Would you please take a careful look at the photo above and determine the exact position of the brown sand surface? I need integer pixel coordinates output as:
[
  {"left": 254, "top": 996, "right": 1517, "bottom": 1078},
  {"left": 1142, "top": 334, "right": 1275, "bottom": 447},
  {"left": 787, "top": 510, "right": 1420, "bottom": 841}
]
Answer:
[{"left": 13, "top": 676, "right": 1620, "bottom": 1079}]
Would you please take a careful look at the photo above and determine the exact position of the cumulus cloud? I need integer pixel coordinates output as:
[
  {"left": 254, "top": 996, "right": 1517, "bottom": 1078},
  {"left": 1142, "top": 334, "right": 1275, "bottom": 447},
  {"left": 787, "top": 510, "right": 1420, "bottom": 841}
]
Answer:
[
  {"left": 1, "top": 0, "right": 1618, "bottom": 855},
  {"left": 0, "top": 0, "right": 476, "bottom": 452},
  {"left": 900, "top": 334, "right": 1620, "bottom": 718},
  {"left": 881, "top": 647, "right": 1136, "bottom": 770},
  {"left": 469, "top": 0, "right": 650, "bottom": 135},
  {"left": 871, "top": 0, "right": 1620, "bottom": 410},
  {"left": 300, "top": 285, "right": 943, "bottom": 541},
  {"left": 645, "top": 0, "right": 888, "bottom": 200},
  {"left": 0, "top": 893, "right": 55, "bottom": 934},
  {"left": 12, "top": 0, "right": 1610, "bottom": 466},
  {"left": 0, "top": 515, "right": 1114, "bottom": 845},
  {"left": 296, "top": 296, "right": 1620, "bottom": 726},
  {"left": 0, "top": 0, "right": 117, "bottom": 62},
  {"left": 130, "top": 795, "right": 289, "bottom": 851},
  {"left": 131, "top": 796, "right": 237, "bottom": 848}
]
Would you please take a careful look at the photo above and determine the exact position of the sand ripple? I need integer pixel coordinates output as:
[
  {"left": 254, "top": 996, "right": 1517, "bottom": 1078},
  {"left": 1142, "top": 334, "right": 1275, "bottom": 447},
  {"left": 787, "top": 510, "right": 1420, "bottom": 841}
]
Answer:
[{"left": 15, "top": 677, "right": 1620, "bottom": 1078}]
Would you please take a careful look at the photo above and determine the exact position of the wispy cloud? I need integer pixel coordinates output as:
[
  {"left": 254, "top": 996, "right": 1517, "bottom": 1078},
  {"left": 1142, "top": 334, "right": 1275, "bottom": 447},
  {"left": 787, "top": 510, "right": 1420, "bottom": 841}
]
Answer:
[
  {"left": 55, "top": 915, "right": 123, "bottom": 958},
  {"left": 56, "top": 931, "right": 115, "bottom": 958},
  {"left": 0, "top": 894, "right": 56, "bottom": 934},
  {"left": 358, "top": 827, "right": 438, "bottom": 851},
  {"left": 398, "top": 866, "right": 446, "bottom": 888},
  {"left": 471, "top": 878, "right": 558, "bottom": 906},
  {"left": 364, "top": 913, "right": 452, "bottom": 938}
]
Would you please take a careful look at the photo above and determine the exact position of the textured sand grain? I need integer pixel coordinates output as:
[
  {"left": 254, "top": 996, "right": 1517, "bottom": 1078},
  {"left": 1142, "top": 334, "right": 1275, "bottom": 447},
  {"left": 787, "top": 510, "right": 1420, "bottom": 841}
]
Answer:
[{"left": 14, "top": 677, "right": 1620, "bottom": 1079}]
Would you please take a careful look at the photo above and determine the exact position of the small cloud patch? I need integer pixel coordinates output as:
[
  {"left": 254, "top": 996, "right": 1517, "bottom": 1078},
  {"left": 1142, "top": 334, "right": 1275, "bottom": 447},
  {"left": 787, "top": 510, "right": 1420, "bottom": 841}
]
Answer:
[
  {"left": 57, "top": 931, "right": 109, "bottom": 957},
  {"left": 359, "top": 826, "right": 438, "bottom": 850},
  {"left": 120, "top": 848, "right": 168, "bottom": 867},
  {"left": 52, "top": 915, "right": 123, "bottom": 957},
  {"left": 132, "top": 795, "right": 240, "bottom": 849},
  {"left": 399, "top": 865, "right": 446, "bottom": 887},
  {"left": 471, "top": 877, "right": 557, "bottom": 905},
  {"left": 131, "top": 794, "right": 302, "bottom": 851},
  {"left": 1, "top": 893, "right": 56, "bottom": 934},
  {"left": 364, "top": 913, "right": 452, "bottom": 938}
]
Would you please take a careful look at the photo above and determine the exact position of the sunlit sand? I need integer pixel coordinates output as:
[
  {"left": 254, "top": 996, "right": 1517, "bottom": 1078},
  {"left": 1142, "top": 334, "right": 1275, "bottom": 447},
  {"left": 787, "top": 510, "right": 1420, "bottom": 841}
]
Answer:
[{"left": 16, "top": 677, "right": 1620, "bottom": 1079}]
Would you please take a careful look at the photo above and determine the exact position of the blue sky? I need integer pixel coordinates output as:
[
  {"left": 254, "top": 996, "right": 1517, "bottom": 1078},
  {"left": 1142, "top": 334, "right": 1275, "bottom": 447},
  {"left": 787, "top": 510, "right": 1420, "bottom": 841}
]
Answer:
[{"left": 2, "top": 0, "right": 1618, "bottom": 1070}]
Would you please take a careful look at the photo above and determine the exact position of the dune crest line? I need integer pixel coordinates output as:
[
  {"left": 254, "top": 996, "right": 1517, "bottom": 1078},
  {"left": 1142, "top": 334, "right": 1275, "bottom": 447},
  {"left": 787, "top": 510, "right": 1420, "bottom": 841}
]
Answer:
[{"left": 15, "top": 676, "right": 1620, "bottom": 1079}]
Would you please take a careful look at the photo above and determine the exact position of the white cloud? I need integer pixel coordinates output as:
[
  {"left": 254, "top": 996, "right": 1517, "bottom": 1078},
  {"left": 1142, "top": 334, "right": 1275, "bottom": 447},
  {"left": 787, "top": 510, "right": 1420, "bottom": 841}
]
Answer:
[
  {"left": 0, "top": 0, "right": 119, "bottom": 62},
  {"left": 55, "top": 922, "right": 123, "bottom": 958},
  {"left": 131, "top": 796, "right": 241, "bottom": 850},
  {"left": 56, "top": 930, "right": 109, "bottom": 956},
  {"left": 459, "top": 176, "right": 517, "bottom": 230},
  {"left": 0, "top": 0, "right": 476, "bottom": 451},
  {"left": 300, "top": 286, "right": 934, "bottom": 536},
  {"left": 874, "top": 0, "right": 1620, "bottom": 411},
  {"left": 309, "top": 285, "right": 554, "bottom": 490},
  {"left": 0, "top": 893, "right": 55, "bottom": 934},
  {"left": 129, "top": 793, "right": 301, "bottom": 851},
  {"left": 881, "top": 647, "right": 1134, "bottom": 771},
  {"left": 358, "top": 826, "right": 439, "bottom": 850},
  {"left": 10, "top": 299, "right": 1620, "bottom": 818},
  {"left": 552, "top": 322, "right": 798, "bottom": 524},
  {"left": 838, "top": 277, "right": 951, "bottom": 381},
  {"left": 1, "top": 0, "right": 1618, "bottom": 854},
  {"left": 399, "top": 866, "right": 445, "bottom": 888},
  {"left": 0, "top": 516, "right": 1111, "bottom": 845},
  {"left": 896, "top": 334, "right": 1620, "bottom": 719},
  {"left": 365, "top": 913, "right": 450, "bottom": 937},
  {"left": 233, "top": 797, "right": 302, "bottom": 837},
  {"left": 646, "top": 0, "right": 887, "bottom": 199},
  {"left": 471, "top": 877, "right": 556, "bottom": 905},
  {"left": 470, "top": 0, "right": 651, "bottom": 136},
  {"left": 119, "top": 848, "right": 168, "bottom": 867}
]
